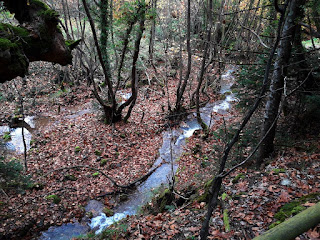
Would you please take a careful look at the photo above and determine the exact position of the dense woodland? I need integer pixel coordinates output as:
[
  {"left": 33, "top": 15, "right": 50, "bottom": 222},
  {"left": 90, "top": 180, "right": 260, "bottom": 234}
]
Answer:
[{"left": 0, "top": 0, "right": 319, "bottom": 239}]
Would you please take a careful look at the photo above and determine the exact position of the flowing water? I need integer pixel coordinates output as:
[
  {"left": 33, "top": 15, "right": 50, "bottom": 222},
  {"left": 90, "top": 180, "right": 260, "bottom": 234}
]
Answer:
[
  {"left": 36, "top": 67, "right": 238, "bottom": 239},
  {"left": 0, "top": 116, "right": 35, "bottom": 154}
]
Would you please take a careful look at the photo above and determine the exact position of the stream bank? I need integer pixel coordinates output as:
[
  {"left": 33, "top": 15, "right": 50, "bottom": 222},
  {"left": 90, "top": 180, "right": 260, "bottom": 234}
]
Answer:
[{"left": 36, "top": 67, "right": 238, "bottom": 239}]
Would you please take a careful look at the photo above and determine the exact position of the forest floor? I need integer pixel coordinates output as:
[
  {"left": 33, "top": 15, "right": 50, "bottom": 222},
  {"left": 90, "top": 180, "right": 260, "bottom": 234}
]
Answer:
[{"left": 0, "top": 60, "right": 319, "bottom": 240}]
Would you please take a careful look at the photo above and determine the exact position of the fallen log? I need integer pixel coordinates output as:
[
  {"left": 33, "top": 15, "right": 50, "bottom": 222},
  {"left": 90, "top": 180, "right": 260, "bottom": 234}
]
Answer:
[{"left": 253, "top": 201, "right": 320, "bottom": 240}]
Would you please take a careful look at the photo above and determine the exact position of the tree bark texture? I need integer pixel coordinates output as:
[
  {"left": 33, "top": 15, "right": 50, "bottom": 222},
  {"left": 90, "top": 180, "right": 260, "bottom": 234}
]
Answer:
[
  {"left": 253, "top": 201, "right": 320, "bottom": 240},
  {"left": 258, "top": 0, "right": 301, "bottom": 162},
  {"left": 174, "top": 0, "right": 191, "bottom": 114},
  {"left": 148, "top": 0, "right": 157, "bottom": 64},
  {"left": 0, "top": 0, "right": 75, "bottom": 82},
  {"left": 100, "top": 0, "right": 112, "bottom": 81}
]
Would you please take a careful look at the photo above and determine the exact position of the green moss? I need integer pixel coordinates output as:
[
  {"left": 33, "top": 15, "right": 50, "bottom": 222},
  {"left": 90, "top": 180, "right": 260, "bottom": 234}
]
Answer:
[
  {"left": 94, "top": 150, "right": 102, "bottom": 156},
  {"left": 30, "top": 0, "right": 50, "bottom": 9},
  {"left": 64, "top": 174, "right": 77, "bottom": 181},
  {"left": 157, "top": 188, "right": 173, "bottom": 212},
  {"left": 0, "top": 23, "right": 30, "bottom": 39},
  {"left": 85, "top": 211, "right": 93, "bottom": 218},
  {"left": 269, "top": 220, "right": 282, "bottom": 229},
  {"left": 100, "top": 222, "right": 128, "bottom": 239},
  {"left": 46, "top": 194, "right": 61, "bottom": 204},
  {"left": 271, "top": 193, "right": 320, "bottom": 228},
  {"left": 100, "top": 159, "right": 108, "bottom": 166},
  {"left": 0, "top": 38, "right": 17, "bottom": 49},
  {"left": 38, "top": 9, "right": 59, "bottom": 21},
  {"left": 65, "top": 39, "right": 81, "bottom": 50},
  {"left": 220, "top": 94, "right": 227, "bottom": 100},
  {"left": 274, "top": 204, "right": 306, "bottom": 222},
  {"left": 272, "top": 168, "right": 286, "bottom": 174},
  {"left": 223, "top": 209, "right": 230, "bottom": 232},
  {"left": 221, "top": 192, "right": 229, "bottom": 201},
  {"left": 197, "top": 179, "right": 213, "bottom": 203},
  {"left": 232, "top": 173, "right": 245, "bottom": 183},
  {"left": 2, "top": 132, "right": 11, "bottom": 141},
  {"left": 103, "top": 207, "right": 114, "bottom": 217}
]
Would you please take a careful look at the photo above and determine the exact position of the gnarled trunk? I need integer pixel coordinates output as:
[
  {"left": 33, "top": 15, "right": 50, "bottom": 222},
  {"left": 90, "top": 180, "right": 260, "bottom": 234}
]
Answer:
[{"left": 0, "top": 0, "right": 76, "bottom": 82}]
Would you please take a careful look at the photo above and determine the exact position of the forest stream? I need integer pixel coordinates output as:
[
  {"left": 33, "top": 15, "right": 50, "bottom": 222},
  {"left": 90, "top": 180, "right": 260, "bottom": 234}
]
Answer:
[{"left": 2, "top": 67, "right": 237, "bottom": 240}]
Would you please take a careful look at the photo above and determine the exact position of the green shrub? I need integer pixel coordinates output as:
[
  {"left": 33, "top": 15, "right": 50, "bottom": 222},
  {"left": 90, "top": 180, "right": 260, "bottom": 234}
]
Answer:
[{"left": 0, "top": 158, "right": 32, "bottom": 190}]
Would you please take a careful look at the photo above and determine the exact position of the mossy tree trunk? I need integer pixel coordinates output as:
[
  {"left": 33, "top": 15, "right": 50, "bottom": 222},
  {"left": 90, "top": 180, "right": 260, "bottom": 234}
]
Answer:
[
  {"left": 0, "top": 0, "right": 77, "bottom": 82},
  {"left": 253, "top": 201, "right": 320, "bottom": 240}
]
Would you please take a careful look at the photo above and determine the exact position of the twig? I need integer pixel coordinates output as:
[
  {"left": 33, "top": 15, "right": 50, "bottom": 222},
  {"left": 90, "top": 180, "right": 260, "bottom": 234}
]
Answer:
[
  {"left": 240, "top": 24, "right": 271, "bottom": 49},
  {"left": 0, "top": 188, "right": 9, "bottom": 199},
  {"left": 173, "top": 190, "right": 189, "bottom": 200}
]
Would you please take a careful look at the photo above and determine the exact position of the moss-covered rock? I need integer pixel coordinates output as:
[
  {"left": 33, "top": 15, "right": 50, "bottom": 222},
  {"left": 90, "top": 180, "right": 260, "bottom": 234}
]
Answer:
[
  {"left": 46, "top": 194, "right": 61, "bottom": 204},
  {"left": 38, "top": 8, "right": 59, "bottom": 21},
  {"left": 0, "top": 38, "right": 18, "bottom": 50},
  {"left": 103, "top": 207, "right": 114, "bottom": 217},
  {"left": 157, "top": 188, "right": 173, "bottom": 212},
  {"left": 0, "top": 0, "right": 75, "bottom": 83}
]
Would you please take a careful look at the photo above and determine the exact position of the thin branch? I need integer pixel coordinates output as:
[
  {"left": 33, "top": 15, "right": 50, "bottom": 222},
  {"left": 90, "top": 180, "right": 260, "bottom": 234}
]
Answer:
[{"left": 240, "top": 24, "right": 271, "bottom": 49}]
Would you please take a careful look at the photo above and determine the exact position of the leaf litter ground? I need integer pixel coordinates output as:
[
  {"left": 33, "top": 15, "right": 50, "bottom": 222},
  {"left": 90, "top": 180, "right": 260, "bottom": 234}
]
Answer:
[{"left": 0, "top": 61, "right": 319, "bottom": 239}]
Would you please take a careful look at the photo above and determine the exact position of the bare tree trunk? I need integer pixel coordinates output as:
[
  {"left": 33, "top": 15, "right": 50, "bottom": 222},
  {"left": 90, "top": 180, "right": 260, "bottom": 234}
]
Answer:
[
  {"left": 174, "top": 0, "right": 191, "bottom": 113},
  {"left": 148, "top": 0, "right": 157, "bottom": 65},
  {"left": 258, "top": 0, "right": 302, "bottom": 164},
  {"left": 193, "top": 0, "right": 213, "bottom": 129},
  {"left": 115, "top": 12, "right": 140, "bottom": 91},
  {"left": 120, "top": 1, "right": 146, "bottom": 120}
]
